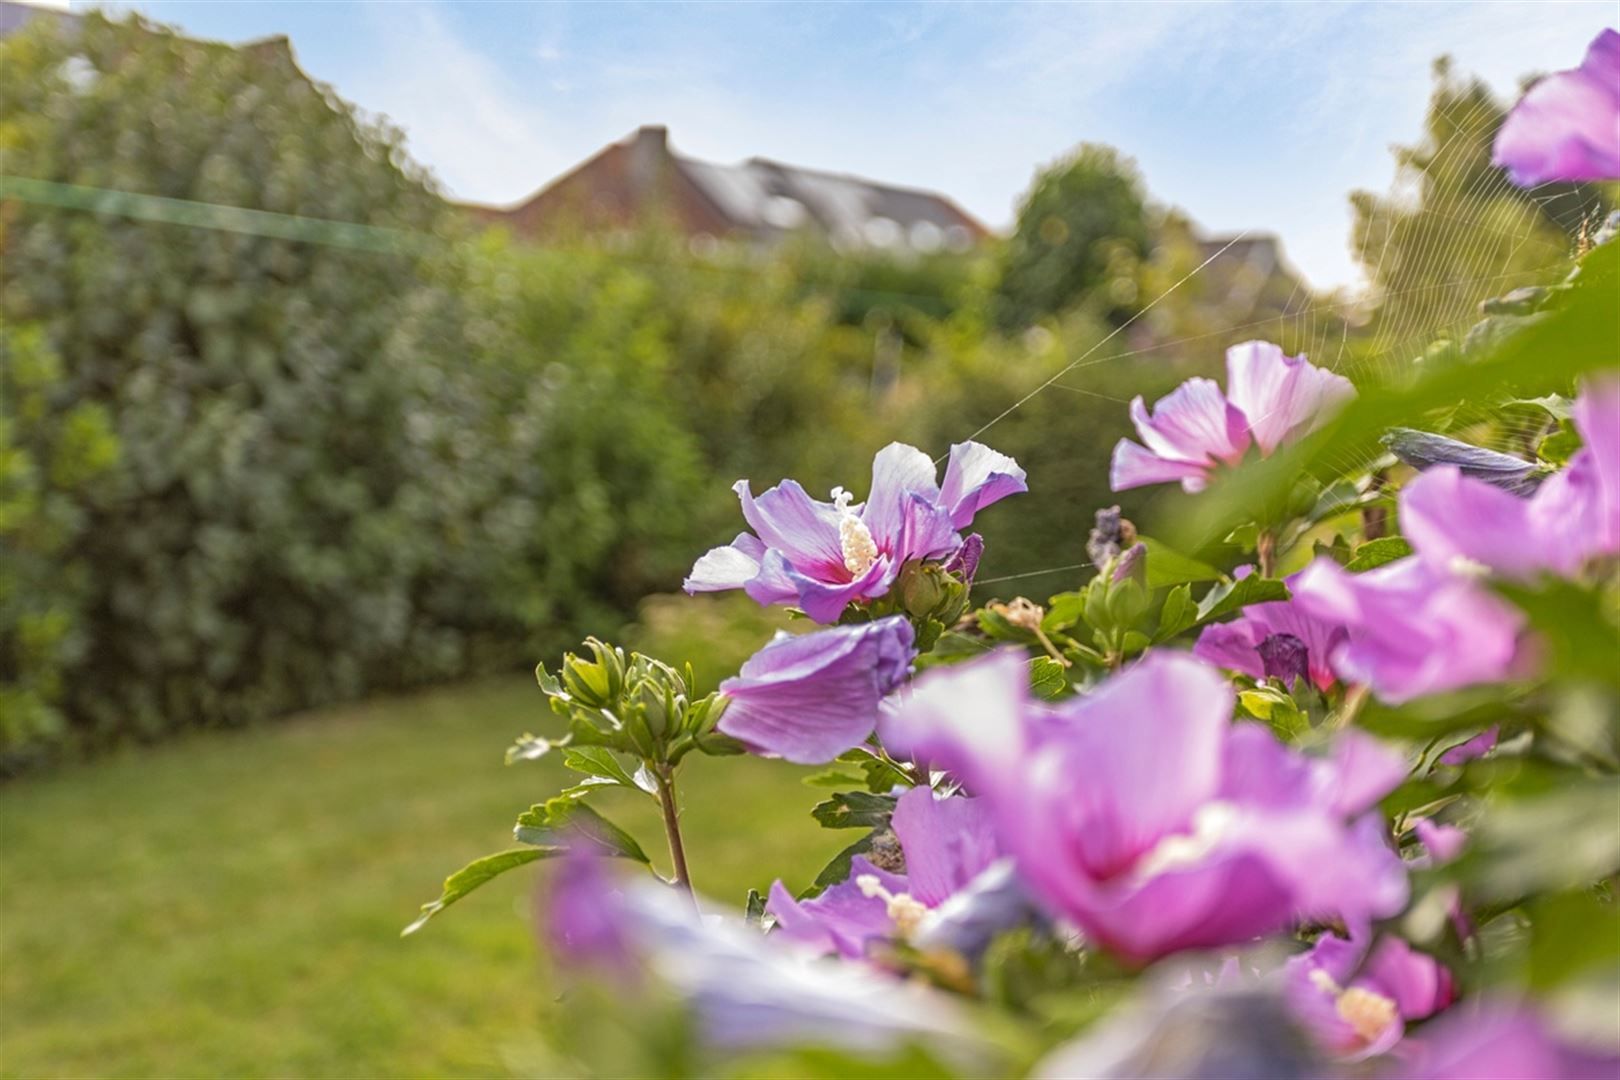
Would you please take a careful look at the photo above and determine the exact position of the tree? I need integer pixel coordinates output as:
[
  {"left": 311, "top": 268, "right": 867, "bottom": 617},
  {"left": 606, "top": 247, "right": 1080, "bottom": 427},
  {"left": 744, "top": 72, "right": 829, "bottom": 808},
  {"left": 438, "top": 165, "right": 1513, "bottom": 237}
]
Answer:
[
  {"left": 995, "top": 144, "right": 1152, "bottom": 329},
  {"left": 1349, "top": 57, "right": 1608, "bottom": 352},
  {"left": 0, "top": 13, "right": 484, "bottom": 751}
]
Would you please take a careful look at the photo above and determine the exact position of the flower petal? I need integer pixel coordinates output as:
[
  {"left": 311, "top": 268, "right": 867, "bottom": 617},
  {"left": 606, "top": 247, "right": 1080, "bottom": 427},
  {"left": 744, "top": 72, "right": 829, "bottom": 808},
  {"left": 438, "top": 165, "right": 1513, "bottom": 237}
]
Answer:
[
  {"left": 718, "top": 617, "right": 915, "bottom": 764},
  {"left": 862, "top": 443, "right": 941, "bottom": 551},
  {"left": 765, "top": 857, "right": 907, "bottom": 959},
  {"left": 1291, "top": 557, "right": 1525, "bottom": 704},
  {"left": 1109, "top": 437, "right": 1214, "bottom": 493},
  {"left": 1402, "top": 466, "right": 1545, "bottom": 579},
  {"left": 684, "top": 533, "right": 768, "bottom": 594},
  {"left": 734, "top": 479, "right": 846, "bottom": 581},
  {"left": 890, "top": 788, "right": 999, "bottom": 908},
  {"left": 1224, "top": 341, "right": 1354, "bottom": 456},
  {"left": 877, "top": 648, "right": 1030, "bottom": 788},
  {"left": 1045, "top": 653, "right": 1232, "bottom": 877},
  {"left": 938, "top": 441, "right": 1028, "bottom": 529},
  {"left": 1129, "top": 380, "right": 1251, "bottom": 467},
  {"left": 1493, "top": 29, "right": 1620, "bottom": 185}
]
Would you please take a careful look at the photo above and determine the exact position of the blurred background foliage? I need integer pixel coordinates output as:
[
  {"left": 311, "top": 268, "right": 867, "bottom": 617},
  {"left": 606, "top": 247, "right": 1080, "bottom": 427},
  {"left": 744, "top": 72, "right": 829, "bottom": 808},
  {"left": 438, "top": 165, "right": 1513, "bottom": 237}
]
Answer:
[
  {"left": 1, "top": 10, "right": 1616, "bottom": 1080},
  {"left": 0, "top": 11, "right": 1607, "bottom": 773}
]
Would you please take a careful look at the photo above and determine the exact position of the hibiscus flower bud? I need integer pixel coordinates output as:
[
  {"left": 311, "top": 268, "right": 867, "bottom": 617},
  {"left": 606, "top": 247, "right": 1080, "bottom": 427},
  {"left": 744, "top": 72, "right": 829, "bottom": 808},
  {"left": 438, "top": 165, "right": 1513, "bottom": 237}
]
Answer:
[
  {"left": 1086, "top": 505, "right": 1137, "bottom": 566},
  {"left": 898, "top": 561, "right": 967, "bottom": 624},
  {"left": 1257, "top": 632, "right": 1311, "bottom": 687},
  {"left": 1383, "top": 428, "right": 1543, "bottom": 495},
  {"left": 1110, "top": 541, "right": 1147, "bottom": 586},
  {"left": 558, "top": 639, "right": 627, "bottom": 710}
]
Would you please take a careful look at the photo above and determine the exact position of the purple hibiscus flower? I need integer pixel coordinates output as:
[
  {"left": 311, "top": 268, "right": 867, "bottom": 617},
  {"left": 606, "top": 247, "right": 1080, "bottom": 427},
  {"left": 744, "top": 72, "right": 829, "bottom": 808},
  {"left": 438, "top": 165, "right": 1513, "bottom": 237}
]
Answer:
[
  {"left": 1194, "top": 585, "right": 1350, "bottom": 692},
  {"left": 1401, "top": 378, "right": 1620, "bottom": 582},
  {"left": 716, "top": 616, "right": 915, "bottom": 765},
  {"left": 1493, "top": 29, "right": 1620, "bottom": 186},
  {"left": 1395, "top": 999, "right": 1620, "bottom": 1080},
  {"left": 1289, "top": 556, "right": 1527, "bottom": 705},
  {"left": 1285, "top": 933, "right": 1455, "bottom": 1061},
  {"left": 685, "top": 441, "right": 1026, "bottom": 623},
  {"left": 766, "top": 785, "right": 1001, "bottom": 959},
  {"left": 1111, "top": 341, "right": 1355, "bottom": 493},
  {"left": 537, "top": 855, "right": 984, "bottom": 1060},
  {"left": 880, "top": 650, "right": 1408, "bottom": 964}
]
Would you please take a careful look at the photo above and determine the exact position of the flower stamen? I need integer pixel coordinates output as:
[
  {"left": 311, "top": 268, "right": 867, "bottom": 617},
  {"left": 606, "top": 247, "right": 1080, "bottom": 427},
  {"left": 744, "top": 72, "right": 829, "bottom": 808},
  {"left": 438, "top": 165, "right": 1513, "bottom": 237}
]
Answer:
[
  {"left": 1336, "top": 986, "right": 1399, "bottom": 1044},
  {"left": 855, "top": 873, "right": 930, "bottom": 938},
  {"left": 833, "top": 487, "right": 879, "bottom": 577}
]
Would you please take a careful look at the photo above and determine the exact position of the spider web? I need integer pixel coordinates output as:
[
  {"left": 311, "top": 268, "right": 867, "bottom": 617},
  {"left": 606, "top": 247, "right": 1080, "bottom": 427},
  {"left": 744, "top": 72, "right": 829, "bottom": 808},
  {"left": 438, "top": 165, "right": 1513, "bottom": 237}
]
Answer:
[{"left": 948, "top": 75, "right": 1607, "bottom": 591}]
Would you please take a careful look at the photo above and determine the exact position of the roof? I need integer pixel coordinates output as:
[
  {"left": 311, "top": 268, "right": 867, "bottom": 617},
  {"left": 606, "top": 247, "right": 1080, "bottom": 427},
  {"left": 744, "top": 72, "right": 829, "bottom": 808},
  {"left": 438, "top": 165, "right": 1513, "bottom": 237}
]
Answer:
[
  {"left": 679, "top": 154, "right": 987, "bottom": 252},
  {"left": 475, "top": 126, "right": 989, "bottom": 253}
]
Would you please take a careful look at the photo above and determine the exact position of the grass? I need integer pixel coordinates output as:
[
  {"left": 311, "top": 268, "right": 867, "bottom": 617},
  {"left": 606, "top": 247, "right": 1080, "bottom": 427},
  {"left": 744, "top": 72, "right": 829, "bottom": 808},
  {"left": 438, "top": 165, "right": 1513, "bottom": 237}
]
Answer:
[{"left": 0, "top": 676, "right": 851, "bottom": 1078}]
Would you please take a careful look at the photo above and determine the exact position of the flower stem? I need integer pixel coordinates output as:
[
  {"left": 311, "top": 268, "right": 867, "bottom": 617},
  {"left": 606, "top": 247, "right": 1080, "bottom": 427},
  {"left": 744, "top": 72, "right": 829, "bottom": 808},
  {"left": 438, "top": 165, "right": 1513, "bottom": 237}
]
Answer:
[
  {"left": 1257, "top": 529, "right": 1278, "bottom": 578},
  {"left": 1333, "top": 683, "right": 1371, "bottom": 732},
  {"left": 655, "top": 763, "right": 694, "bottom": 900}
]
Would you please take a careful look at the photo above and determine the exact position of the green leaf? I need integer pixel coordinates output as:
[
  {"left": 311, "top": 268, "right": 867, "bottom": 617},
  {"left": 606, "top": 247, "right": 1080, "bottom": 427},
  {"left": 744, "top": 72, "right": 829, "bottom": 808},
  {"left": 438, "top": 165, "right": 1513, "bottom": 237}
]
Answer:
[
  {"left": 836, "top": 748, "right": 915, "bottom": 793},
  {"left": 803, "top": 831, "right": 882, "bottom": 898},
  {"left": 1155, "top": 583, "right": 1195, "bottom": 641},
  {"left": 1030, "top": 656, "right": 1068, "bottom": 700},
  {"left": 810, "top": 790, "right": 895, "bottom": 831},
  {"left": 976, "top": 608, "right": 1033, "bottom": 643},
  {"left": 1496, "top": 580, "right": 1620, "bottom": 689},
  {"left": 1346, "top": 536, "right": 1412, "bottom": 572},
  {"left": 802, "top": 767, "right": 867, "bottom": 788},
  {"left": 514, "top": 797, "right": 651, "bottom": 863},
  {"left": 561, "top": 746, "right": 657, "bottom": 795},
  {"left": 1537, "top": 420, "right": 1582, "bottom": 466},
  {"left": 1139, "top": 536, "right": 1222, "bottom": 588},
  {"left": 1461, "top": 779, "right": 1620, "bottom": 902},
  {"left": 1194, "top": 575, "right": 1288, "bottom": 626},
  {"left": 402, "top": 847, "right": 558, "bottom": 936},
  {"left": 1527, "top": 889, "right": 1620, "bottom": 990},
  {"left": 1042, "top": 591, "right": 1086, "bottom": 633}
]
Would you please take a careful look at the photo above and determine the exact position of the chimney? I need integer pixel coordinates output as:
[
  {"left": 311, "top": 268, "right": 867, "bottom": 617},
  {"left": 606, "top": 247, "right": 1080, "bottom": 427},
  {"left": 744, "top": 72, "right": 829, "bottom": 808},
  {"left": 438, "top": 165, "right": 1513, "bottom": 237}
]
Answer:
[{"left": 629, "top": 125, "right": 669, "bottom": 194}]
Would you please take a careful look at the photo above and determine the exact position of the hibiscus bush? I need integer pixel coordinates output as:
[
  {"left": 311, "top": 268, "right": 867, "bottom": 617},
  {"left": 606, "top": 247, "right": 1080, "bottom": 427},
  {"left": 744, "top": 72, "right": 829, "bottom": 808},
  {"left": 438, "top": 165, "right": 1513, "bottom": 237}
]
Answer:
[{"left": 408, "top": 33, "right": 1620, "bottom": 1079}]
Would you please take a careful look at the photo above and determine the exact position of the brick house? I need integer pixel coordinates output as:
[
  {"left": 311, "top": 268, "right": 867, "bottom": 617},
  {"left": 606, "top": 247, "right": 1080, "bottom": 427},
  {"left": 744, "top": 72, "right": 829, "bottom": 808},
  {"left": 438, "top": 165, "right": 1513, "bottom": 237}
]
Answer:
[{"left": 465, "top": 125, "right": 989, "bottom": 254}]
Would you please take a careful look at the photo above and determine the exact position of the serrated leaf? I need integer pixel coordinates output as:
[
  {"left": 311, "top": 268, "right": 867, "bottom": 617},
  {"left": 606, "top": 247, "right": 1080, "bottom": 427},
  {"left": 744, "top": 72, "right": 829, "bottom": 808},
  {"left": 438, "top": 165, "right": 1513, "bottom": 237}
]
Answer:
[
  {"left": 1042, "top": 591, "right": 1086, "bottom": 633},
  {"left": 1139, "top": 536, "right": 1223, "bottom": 588},
  {"left": 803, "top": 831, "right": 878, "bottom": 898},
  {"left": 1030, "top": 656, "right": 1067, "bottom": 700},
  {"left": 1346, "top": 536, "right": 1412, "bottom": 572},
  {"left": 561, "top": 746, "right": 657, "bottom": 795},
  {"left": 810, "top": 790, "right": 895, "bottom": 830},
  {"left": 837, "top": 748, "right": 915, "bottom": 793},
  {"left": 402, "top": 847, "right": 559, "bottom": 936},
  {"left": 514, "top": 797, "right": 650, "bottom": 863}
]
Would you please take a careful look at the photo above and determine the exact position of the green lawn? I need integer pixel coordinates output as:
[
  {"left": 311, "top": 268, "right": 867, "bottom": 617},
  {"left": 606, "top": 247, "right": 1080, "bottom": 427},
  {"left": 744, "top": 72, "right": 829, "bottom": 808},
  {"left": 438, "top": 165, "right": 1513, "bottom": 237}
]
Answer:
[{"left": 0, "top": 676, "right": 850, "bottom": 1078}]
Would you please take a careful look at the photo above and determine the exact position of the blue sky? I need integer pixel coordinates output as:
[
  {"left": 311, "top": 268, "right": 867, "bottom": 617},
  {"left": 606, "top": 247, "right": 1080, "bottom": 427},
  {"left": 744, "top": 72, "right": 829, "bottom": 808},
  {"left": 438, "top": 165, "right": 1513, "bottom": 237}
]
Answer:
[{"left": 58, "top": 0, "right": 1615, "bottom": 288}]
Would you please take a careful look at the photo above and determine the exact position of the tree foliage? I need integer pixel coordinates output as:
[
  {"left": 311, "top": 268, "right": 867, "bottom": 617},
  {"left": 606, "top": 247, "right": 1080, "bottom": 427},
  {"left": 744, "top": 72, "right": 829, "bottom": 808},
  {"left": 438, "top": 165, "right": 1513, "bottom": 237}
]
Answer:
[
  {"left": 1349, "top": 57, "right": 1608, "bottom": 349},
  {"left": 994, "top": 144, "right": 1152, "bottom": 329}
]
